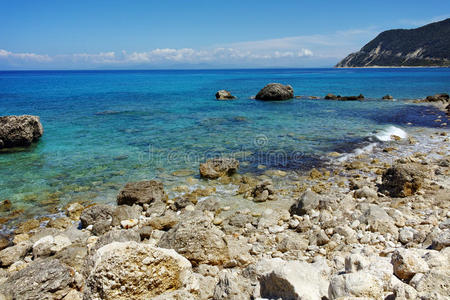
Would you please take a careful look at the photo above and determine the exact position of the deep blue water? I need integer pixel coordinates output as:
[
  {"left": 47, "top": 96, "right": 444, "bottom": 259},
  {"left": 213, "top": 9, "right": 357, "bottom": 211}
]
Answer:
[{"left": 0, "top": 68, "right": 449, "bottom": 224}]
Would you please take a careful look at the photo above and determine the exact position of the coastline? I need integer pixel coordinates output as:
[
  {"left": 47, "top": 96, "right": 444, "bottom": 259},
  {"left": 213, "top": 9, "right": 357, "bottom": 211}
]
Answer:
[{"left": 0, "top": 99, "right": 449, "bottom": 298}]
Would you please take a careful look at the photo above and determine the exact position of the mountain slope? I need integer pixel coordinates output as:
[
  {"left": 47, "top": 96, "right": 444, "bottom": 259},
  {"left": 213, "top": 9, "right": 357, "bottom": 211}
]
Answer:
[{"left": 336, "top": 18, "right": 450, "bottom": 67}]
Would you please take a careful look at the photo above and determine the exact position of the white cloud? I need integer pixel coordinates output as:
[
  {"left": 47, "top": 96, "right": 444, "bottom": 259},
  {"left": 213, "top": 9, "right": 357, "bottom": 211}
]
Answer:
[
  {"left": 0, "top": 49, "right": 52, "bottom": 62},
  {"left": 0, "top": 27, "right": 379, "bottom": 68},
  {"left": 398, "top": 15, "right": 450, "bottom": 27}
]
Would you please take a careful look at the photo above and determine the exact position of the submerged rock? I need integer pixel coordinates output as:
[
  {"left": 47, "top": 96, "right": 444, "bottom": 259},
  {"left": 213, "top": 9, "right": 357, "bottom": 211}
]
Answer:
[
  {"left": 255, "top": 83, "right": 294, "bottom": 101},
  {"left": 215, "top": 90, "right": 236, "bottom": 100},
  {"left": 117, "top": 180, "right": 167, "bottom": 206},
  {"left": 0, "top": 115, "right": 43, "bottom": 149},
  {"left": 199, "top": 157, "right": 239, "bottom": 179},
  {"left": 324, "top": 93, "right": 364, "bottom": 101},
  {"left": 84, "top": 242, "right": 194, "bottom": 300}
]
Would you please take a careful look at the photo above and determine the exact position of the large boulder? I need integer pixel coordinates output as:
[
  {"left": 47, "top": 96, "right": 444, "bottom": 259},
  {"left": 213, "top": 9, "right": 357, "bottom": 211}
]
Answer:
[
  {"left": 215, "top": 90, "right": 236, "bottom": 100},
  {"left": 255, "top": 83, "right": 294, "bottom": 101},
  {"left": 328, "top": 272, "right": 383, "bottom": 299},
  {"left": 84, "top": 242, "right": 194, "bottom": 300},
  {"left": 379, "top": 162, "right": 430, "bottom": 197},
  {"left": 199, "top": 157, "right": 239, "bottom": 179},
  {"left": 258, "top": 258, "right": 331, "bottom": 300},
  {"left": 0, "top": 241, "right": 31, "bottom": 267},
  {"left": 117, "top": 180, "right": 167, "bottom": 206},
  {"left": 0, "top": 115, "right": 43, "bottom": 149},
  {"left": 0, "top": 258, "right": 76, "bottom": 300},
  {"left": 158, "top": 212, "right": 230, "bottom": 266}
]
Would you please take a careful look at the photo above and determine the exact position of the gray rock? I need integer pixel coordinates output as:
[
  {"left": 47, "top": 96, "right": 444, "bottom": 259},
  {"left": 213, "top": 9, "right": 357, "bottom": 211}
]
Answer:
[
  {"left": 359, "top": 204, "right": 399, "bottom": 240},
  {"left": 54, "top": 243, "right": 88, "bottom": 273},
  {"left": 80, "top": 204, "right": 114, "bottom": 229},
  {"left": 0, "top": 115, "right": 43, "bottom": 149},
  {"left": 431, "top": 229, "right": 450, "bottom": 250},
  {"left": 117, "top": 180, "right": 166, "bottom": 206},
  {"left": 255, "top": 83, "right": 294, "bottom": 101},
  {"left": 289, "top": 190, "right": 320, "bottom": 216},
  {"left": 199, "top": 157, "right": 239, "bottom": 179},
  {"left": 92, "top": 229, "right": 140, "bottom": 252},
  {"left": 213, "top": 271, "right": 252, "bottom": 300},
  {"left": 158, "top": 212, "right": 229, "bottom": 266},
  {"left": 216, "top": 90, "right": 236, "bottom": 100},
  {"left": 0, "top": 258, "right": 75, "bottom": 300},
  {"left": 111, "top": 205, "right": 142, "bottom": 226},
  {"left": 32, "top": 234, "right": 72, "bottom": 258},
  {"left": 328, "top": 271, "right": 383, "bottom": 299},
  {"left": 354, "top": 186, "right": 378, "bottom": 199},
  {"left": 410, "top": 268, "right": 450, "bottom": 299},
  {"left": 0, "top": 241, "right": 31, "bottom": 267}
]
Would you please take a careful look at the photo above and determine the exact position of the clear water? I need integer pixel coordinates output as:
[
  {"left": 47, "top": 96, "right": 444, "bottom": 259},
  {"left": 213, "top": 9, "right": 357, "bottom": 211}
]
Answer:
[{"left": 0, "top": 68, "right": 449, "bottom": 226}]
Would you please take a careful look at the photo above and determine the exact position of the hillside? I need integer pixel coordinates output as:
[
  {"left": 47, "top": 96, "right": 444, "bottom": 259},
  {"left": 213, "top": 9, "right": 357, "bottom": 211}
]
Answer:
[{"left": 336, "top": 18, "right": 450, "bottom": 67}]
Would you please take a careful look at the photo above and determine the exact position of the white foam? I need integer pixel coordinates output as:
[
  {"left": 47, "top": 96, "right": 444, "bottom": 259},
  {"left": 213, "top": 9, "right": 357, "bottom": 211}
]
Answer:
[{"left": 375, "top": 126, "right": 408, "bottom": 142}]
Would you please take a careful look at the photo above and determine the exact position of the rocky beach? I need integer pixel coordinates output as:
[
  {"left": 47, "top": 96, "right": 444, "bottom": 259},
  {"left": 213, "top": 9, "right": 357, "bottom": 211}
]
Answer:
[{"left": 0, "top": 93, "right": 449, "bottom": 299}]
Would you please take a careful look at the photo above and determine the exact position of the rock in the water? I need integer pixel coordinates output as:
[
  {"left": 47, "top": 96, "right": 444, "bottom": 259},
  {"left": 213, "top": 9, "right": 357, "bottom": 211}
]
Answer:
[
  {"left": 199, "top": 157, "right": 239, "bottom": 179},
  {"left": 255, "top": 83, "right": 294, "bottom": 101},
  {"left": 84, "top": 241, "right": 193, "bottom": 300},
  {"left": 324, "top": 93, "right": 364, "bottom": 101},
  {"left": 0, "top": 258, "right": 75, "bottom": 300},
  {"left": 0, "top": 115, "right": 43, "bottom": 149},
  {"left": 258, "top": 258, "right": 331, "bottom": 300},
  {"left": 289, "top": 190, "right": 320, "bottom": 216},
  {"left": 424, "top": 93, "right": 449, "bottom": 103},
  {"left": 379, "top": 162, "right": 430, "bottom": 197},
  {"left": 215, "top": 90, "right": 236, "bottom": 100},
  {"left": 117, "top": 180, "right": 166, "bottom": 206},
  {"left": 382, "top": 94, "right": 394, "bottom": 100},
  {"left": 158, "top": 212, "right": 230, "bottom": 266}
]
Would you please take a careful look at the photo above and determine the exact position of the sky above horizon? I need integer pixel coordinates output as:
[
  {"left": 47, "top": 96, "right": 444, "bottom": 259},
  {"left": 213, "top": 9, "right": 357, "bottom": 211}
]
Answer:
[{"left": 0, "top": 0, "right": 449, "bottom": 70}]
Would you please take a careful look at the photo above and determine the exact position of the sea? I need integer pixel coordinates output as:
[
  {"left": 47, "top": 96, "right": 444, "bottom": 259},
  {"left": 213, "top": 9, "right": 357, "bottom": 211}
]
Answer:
[{"left": 0, "top": 68, "right": 449, "bottom": 229}]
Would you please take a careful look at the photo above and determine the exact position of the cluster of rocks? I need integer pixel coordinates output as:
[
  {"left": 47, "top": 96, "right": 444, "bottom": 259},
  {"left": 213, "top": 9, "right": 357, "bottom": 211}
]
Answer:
[
  {"left": 324, "top": 93, "right": 365, "bottom": 101},
  {"left": 0, "top": 130, "right": 449, "bottom": 299},
  {"left": 0, "top": 115, "right": 43, "bottom": 150},
  {"left": 416, "top": 93, "right": 450, "bottom": 116}
]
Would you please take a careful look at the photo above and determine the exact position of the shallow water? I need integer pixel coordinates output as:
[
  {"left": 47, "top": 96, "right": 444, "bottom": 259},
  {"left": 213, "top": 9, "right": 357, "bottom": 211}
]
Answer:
[{"left": 0, "top": 68, "right": 449, "bottom": 226}]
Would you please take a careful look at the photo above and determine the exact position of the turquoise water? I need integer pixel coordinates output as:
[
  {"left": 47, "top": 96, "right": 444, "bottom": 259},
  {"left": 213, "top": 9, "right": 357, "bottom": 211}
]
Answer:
[{"left": 0, "top": 68, "right": 449, "bottom": 227}]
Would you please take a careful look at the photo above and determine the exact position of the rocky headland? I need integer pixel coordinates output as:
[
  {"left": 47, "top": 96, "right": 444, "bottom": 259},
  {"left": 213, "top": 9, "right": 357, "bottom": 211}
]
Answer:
[{"left": 0, "top": 99, "right": 449, "bottom": 299}]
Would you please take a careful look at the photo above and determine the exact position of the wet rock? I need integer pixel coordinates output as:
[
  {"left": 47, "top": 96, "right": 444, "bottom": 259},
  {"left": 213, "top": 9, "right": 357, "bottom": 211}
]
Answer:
[
  {"left": 80, "top": 204, "right": 114, "bottom": 229},
  {"left": 251, "top": 180, "right": 276, "bottom": 202},
  {"left": 158, "top": 212, "right": 229, "bottom": 266},
  {"left": 117, "top": 180, "right": 167, "bottom": 206},
  {"left": 379, "top": 162, "right": 430, "bottom": 197},
  {"left": 0, "top": 115, "right": 43, "bottom": 149},
  {"left": 382, "top": 94, "right": 394, "bottom": 100},
  {"left": 199, "top": 157, "right": 239, "bottom": 179},
  {"left": 423, "top": 93, "right": 449, "bottom": 103},
  {"left": 258, "top": 258, "right": 331, "bottom": 300},
  {"left": 215, "top": 90, "right": 236, "bottom": 100},
  {"left": 289, "top": 190, "right": 320, "bottom": 216},
  {"left": 84, "top": 241, "right": 193, "bottom": 300},
  {"left": 15, "top": 218, "right": 40, "bottom": 234},
  {"left": 0, "top": 258, "right": 75, "bottom": 300},
  {"left": 328, "top": 272, "right": 383, "bottom": 299},
  {"left": 111, "top": 205, "right": 142, "bottom": 226},
  {"left": 324, "top": 93, "right": 364, "bottom": 101},
  {"left": 391, "top": 249, "right": 429, "bottom": 281},
  {"left": 0, "top": 241, "right": 31, "bottom": 267},
  {"left": 255, "top": 83, "right": 294, "bottom": 101},
  {"left": 66, "top": 202, "right": 84, "bottom": 220},
  {"left": 32, "top": 234, "right": 72, "bottom": 258}
]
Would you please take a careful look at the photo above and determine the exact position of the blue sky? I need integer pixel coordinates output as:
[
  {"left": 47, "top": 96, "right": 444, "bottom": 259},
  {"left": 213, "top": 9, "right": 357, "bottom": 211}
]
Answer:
[{"left": 0, "top": 0, "right": 449, "bottom": 69}]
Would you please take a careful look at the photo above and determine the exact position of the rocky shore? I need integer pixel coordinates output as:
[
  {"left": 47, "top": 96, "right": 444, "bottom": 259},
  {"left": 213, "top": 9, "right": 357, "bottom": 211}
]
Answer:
[{"left": 0, "top": 118, "right": 448, "bottom": 299}]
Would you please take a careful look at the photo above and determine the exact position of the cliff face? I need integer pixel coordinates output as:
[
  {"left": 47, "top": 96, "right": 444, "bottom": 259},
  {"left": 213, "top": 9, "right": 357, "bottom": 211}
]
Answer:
[{"left": 336, "top": 18, "right": 450, "bottom": 67}]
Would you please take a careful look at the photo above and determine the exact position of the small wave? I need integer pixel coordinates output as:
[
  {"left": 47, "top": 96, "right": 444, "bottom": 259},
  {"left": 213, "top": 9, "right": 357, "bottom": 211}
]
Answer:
[{"left": 375, "top": 126, "right": 408, "bottom": 142}]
